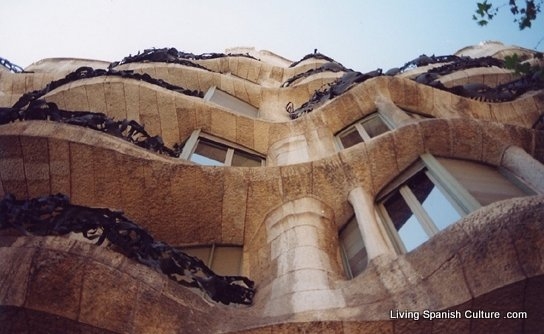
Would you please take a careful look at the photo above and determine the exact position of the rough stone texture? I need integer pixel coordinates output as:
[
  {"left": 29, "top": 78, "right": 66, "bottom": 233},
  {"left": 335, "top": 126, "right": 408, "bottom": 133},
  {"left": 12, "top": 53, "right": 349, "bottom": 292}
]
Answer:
[{"left": 1, "top": 43, "right": 544, "bottom": 333}]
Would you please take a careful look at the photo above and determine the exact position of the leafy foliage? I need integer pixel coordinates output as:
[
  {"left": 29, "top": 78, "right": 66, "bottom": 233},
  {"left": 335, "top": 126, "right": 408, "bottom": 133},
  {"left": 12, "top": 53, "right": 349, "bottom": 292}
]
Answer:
[{"left": 473, "top": 0, "right": 542, "bottom": 29}]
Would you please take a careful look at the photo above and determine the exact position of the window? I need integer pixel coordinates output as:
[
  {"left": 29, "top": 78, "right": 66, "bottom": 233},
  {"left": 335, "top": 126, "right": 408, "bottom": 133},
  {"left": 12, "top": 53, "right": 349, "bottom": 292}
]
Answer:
[
  {"left": 180, "top": 130, "right": 265, "bottom": 167},
  {"left": 339, "top": 216, "right": 367, "bottom": 279},
  {"left": 178, "top": 244, "right": 243, "bottom": 276},
  {"left": 204, "top": 86, "right": 259, "bottom": 118},
  {"left": 336, "top": 112, "right": 393, "bottom": 149},
  {"left": 377, "top": 154, "right": 533, "bottom": 253}
]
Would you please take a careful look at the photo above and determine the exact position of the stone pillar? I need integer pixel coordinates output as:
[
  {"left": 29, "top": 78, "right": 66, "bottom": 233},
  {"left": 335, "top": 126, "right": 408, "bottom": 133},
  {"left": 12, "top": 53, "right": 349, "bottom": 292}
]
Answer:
[
  {"left": 348, "top": 186, "right": 393, "bottom": 259},
  {"left": 501, "top": 145, "right": 544, "bottom": 194},
  {"left": 263, "top": 197, "right": 345, "bottom": 316}
]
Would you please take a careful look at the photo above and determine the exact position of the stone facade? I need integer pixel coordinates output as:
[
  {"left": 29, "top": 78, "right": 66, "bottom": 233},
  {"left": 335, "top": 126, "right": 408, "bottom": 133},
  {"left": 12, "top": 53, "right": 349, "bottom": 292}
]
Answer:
[{"left": 1, "top": 41, "right": 543, "bottom": 333}]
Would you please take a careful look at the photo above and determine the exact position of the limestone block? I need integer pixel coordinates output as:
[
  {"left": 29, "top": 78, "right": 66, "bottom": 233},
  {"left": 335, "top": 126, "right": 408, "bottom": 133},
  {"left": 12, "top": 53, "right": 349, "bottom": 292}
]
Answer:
[
  {"left": 392, "top": 124, "right": 424, "bottom": 172},
  {"left": 124, "top": 81, "right": 141, "bottom": 123},
  {"left": 235, "top": 115, "right": 255, "bottom": 149},
  {"left": 340, "top": 148, "right": 373, "bottom": 191},
  {"left": 228, "top": 57, "right": 239, "bottom": 75},
  {"left": 269, "top": 66, "right": 284, "bottom": 82},
  {"left": 246, "top": 61, "right": 261, "bottom": 83},
  {"left": 235, "top": 59, "right": 250, "bottom": 81},
  {"left": 0, "top": 158, "right": 25, "bottom": 181},
  {"left": 470, "top": 281, "right": 524, "bottom": 334},
  {"left": 133, "top": 285, "right": 205, "bottom": 334},
  {"left": 103, "top": 80, "right": 127, "bottom": 120},
  {"left": 69, "top": 143, "right": 95, "bottom": 205},
  {"left": 0, "top": 246, "right": 34, "bottom": 306},
  {"left": 311, "top": 155, "right": 350, "bottom": 207},
  {"left": 167, "top": 165, "right": 223, "bottom": 244},
  {"left": 44, "top": 89, "right": 67, "bottom": 109},
  {"left": 79, "top": 261, "right": 138, "bottom": 333},
  {"left": 117, "top": 156, "right": 147, "bottom": 227},
  {"left": 513, "top": 95, "right": 540, "bottom": 125},
  {"left": 194, "top": 101, "right": 212, "bottom": 133},
  {"left": 221, "top": 168, "right": 249, "bottom": 244},
  {"left": 366, "top": 135, "right": 399, "bottom": 193},
  {"left": 20, "top": 136, "right": 48, "bottom": 163},
  {"left": 402, "top": 80, "right": 419, "bottom": 111},
  {"left": 175, "top": 108, "right": 196, "bottom": 144},
  {"left": 253, "top": 121, "right": 270, "bottom": 154},
  {"left": 25, "top": 249, "right": 85, "bottom": 320},
  {"left": 322, "top": 92, "right": 363, "bottom": 134},
  {"left": 220, "top": 75, "right": 236, "bottom": 96},
  {"left": 280, "top": 163, "right": 312, "bottom": 201},
  {"left": 24, "top": 157, "right": 47, "bottom": 182},
  {"left": 491, "top": 102, "right": 524, "bottom": 127},
  {"left": 63, "top": 85, "right": 90, "bottom": 111},
  {"left": 85, "top": 83, "right": 107, "bottom": 113},
  {"left": 0, "top": 180, "right": 27, "bottom": 198},
  {"left": 244, "top": 168, "right": 282, "bottom": 242},
  {"left": 449, "top": 119, "right": 483, "bottom": 161},
  {"left": 245, "top": 81, "right": 262, "bottom": 108},
  {"left": 0, "top": 135, "right": 22, "bottom": 159},
  {"left": 233, "top": 78, "right": 250, "bottom": 104},
  {"left": 138, "top": 85, "right": 159, "bottom": 117},
  {"left": 349, "top": 84, "right": 376, "bottom": 116},
  {"left": 458, "top": 209, "right": 526, "bottom": 298},
  {"left": 11, "top": 76, "right": 26, "bottom": 94},
  {"left": 49, "top": 138, "right": 71, "bottom": 195},
  {"left": 419, "top": 119, "right": 452, "bottom": 158},
  {"left": 211, "top": 109, "right": 237, "bottom": 142},
  {"left": 157, "top": 94, "right": 179, "bottom": 146},
  {"left": 504, "top": 123, "right": 534, "bottom": 154},
  {"left": 503, "top": 199, "right": 544, "bottom": 277},
  {"left": 92, "top": 149, "right": 122, "bottom": 210},
  {"left": 154, "top": 66, "right": 169, "bottom": 82},
  {"left": 197, "top": 71, "right": 218, "bottom": 91},
  {"left": 139, "top": 114, "right": 162, "bottom": 139}
]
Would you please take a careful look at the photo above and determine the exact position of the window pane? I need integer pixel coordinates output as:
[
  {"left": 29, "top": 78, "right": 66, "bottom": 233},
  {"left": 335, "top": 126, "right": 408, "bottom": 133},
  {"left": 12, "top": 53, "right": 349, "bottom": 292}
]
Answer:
[
  {"left": 190, "top": 139, "right": 227, "bottom": 166},
  {"left": 437, "top": 158, "right": 527, "bottom": 206},
  {"left": 232, "top": 150, "right": 262, "bottom": 167},
  {"left": 210, "top": 246, "right": 243, "bottom": 276},
  {"left": 339, "top": 128, "right": 363, "bottom": 148},
  {"left": 339, "top": 217, "right": 367, "bottom": 277},
  {"left": 407, "top": 170, "right": 461, "bottom": 230},
  {"left": 361, "top": 115, "right": 389, "bottom": 138},
  {"left": 383, "top": 190, "right": 428, "bottom": 252},
  {"left": 398, "top": 215, "right": 429, "bottom": 252}
]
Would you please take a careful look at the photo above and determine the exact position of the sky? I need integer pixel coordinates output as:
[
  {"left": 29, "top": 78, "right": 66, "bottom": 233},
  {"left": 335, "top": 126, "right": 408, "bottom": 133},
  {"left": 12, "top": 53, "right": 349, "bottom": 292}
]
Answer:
[{"left": 1, "top": 0, "right": 543, "bottom": 73}]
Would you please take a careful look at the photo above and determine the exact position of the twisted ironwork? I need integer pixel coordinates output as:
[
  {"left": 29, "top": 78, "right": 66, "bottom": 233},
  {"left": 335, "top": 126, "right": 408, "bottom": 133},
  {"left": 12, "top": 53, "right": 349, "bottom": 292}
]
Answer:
[
  {"left": 281, "top": 62, "right": 348, "bottom": 88},
  {"left": 0, "top": 99, "right": 182, "bottom": 158},
  {"left": 286, "top": 69, "right": 383, "bottom": 119},
  {"left": 12, "top": 66, "right": 203, "bottom": 110},
  {"left": 288, "top": 52, "right": 337, "bottom": 68},
  {"left": 0, "top": 56, "right": 24, "bottom": 73},
  {"left": 110, "top": 47, "right": 259, "bottom": 70},
  {"left": 0, "top": 193, "right": 255, "bottom": 305}
]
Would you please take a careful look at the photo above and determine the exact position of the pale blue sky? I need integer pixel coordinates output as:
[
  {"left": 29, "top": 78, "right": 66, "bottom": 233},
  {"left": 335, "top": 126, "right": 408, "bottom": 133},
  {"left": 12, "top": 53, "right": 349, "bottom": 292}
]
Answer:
[{"left": 1, "top": 0, "right": 542, "bottom": 72}]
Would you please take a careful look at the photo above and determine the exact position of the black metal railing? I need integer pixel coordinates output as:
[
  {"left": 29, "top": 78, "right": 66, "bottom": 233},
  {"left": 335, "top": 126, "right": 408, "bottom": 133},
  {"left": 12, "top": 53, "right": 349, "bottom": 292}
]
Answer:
[{"left": 0, "top": 193, "right": 255, "bottom": 305}]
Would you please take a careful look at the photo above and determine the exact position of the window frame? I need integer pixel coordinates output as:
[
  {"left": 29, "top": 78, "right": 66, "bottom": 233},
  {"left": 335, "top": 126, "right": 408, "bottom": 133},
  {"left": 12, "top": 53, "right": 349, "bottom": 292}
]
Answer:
[
  {"left": 335, "top": 111, "right": 396, "bottom": 150},
  {"left": 179, "top": 129, "right": 265, "bottom": 167},
  {"left": 204, "top": 86, "right": 260, "bottom": 118},
  {"left": 376, "top": 154, "right": 487, "bottom": 254},
  {"left": 338, "top": 215, "right": 368, "bottom": 279},
  {"left": 377, "top": 153, "right": 535, "bottom": 254}
]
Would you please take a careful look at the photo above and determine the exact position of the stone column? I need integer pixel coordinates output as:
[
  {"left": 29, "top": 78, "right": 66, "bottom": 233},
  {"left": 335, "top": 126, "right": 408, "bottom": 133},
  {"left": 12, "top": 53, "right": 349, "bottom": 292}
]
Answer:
[
  {"left": 263, "top": 197, "right": 345, "bottom": 316},
  {"left": 348, "top": 186, "right": 393, "bottom": 259},
  {"left": 501, "top": 146, "right": 544, "bottom": 194}
]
